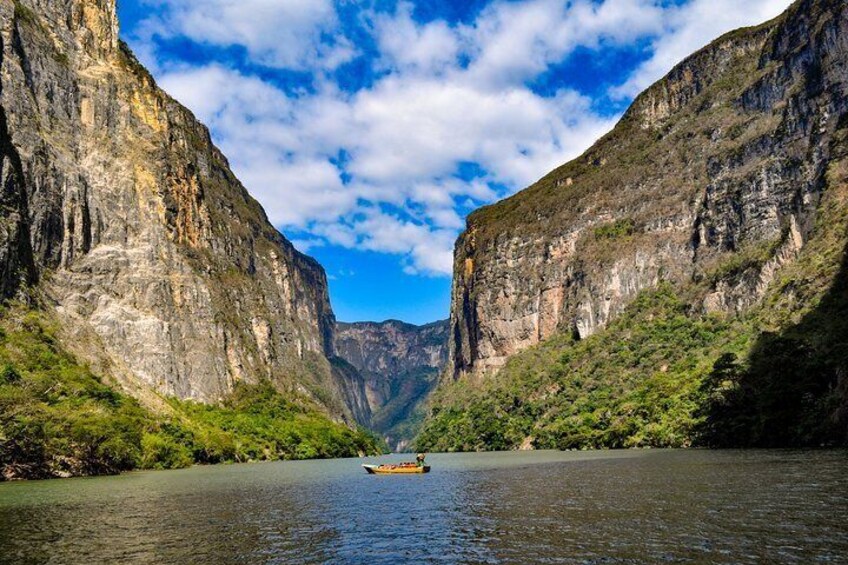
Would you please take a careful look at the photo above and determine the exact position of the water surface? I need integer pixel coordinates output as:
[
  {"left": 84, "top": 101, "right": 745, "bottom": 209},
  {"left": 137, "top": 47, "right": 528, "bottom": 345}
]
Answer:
[{"left": 1, "top": 449, "right": 847, "bottom": 564}]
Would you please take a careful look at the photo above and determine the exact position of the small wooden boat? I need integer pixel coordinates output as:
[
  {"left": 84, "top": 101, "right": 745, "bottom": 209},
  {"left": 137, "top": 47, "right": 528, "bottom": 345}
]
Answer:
[{"left": 362, "top": 463, "right": 430, "bottom": 474}]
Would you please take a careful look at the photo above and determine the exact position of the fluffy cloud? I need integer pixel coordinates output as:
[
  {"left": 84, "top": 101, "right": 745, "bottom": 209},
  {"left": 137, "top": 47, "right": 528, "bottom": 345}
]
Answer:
[
  {"left": 159, "top": 63, "right": 614, "bottom": 274},
  {"left": 462, "top": 0, "right": 666, "bottom": 88},
  {"left": 138, "top": 0, "right": 353, "bottom": 70},
  {"left": 137, "top": 0, "right": 794, "bottom": 276},
  {"left": 346, "top": 77, "right": 613, "bottom": 188},
  {"left": 373, "top": 3, "right": 461, "bottom": 76}
]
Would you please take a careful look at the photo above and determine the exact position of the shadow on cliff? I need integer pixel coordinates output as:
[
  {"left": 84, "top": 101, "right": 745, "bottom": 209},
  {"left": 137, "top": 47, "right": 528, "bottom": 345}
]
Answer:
[{"left": 698, "top": 242, "right": 848, "bottom": 448}]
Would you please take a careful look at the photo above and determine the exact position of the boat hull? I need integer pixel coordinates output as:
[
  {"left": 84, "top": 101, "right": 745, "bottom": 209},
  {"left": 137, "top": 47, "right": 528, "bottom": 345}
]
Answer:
[{"left": 362, "top": 464, "right": 430, "bottom": 475}]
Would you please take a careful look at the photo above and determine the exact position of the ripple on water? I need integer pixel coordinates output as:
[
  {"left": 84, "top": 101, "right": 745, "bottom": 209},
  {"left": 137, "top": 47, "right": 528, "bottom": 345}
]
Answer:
[{"left": 1, "top": 450, "right": 847, "bottom": 564}]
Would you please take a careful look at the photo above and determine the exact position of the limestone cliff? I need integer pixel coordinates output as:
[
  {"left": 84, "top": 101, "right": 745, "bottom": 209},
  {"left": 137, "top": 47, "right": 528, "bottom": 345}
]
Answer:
[
  {"left": 449, "top": 0, "right": 848, "bottom": 381},
  {"left": 0, "top": 0, "right": 355, "bottom": 418},
  {"left": 335, "top": 320, "right": 448, "bottom": 450}
]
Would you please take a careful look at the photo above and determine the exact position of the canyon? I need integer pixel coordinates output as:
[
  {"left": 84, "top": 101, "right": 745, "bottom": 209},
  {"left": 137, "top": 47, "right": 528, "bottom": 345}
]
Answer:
[
  {"left": 0, "top": 0, "right": 447, "bottom": 478},
  {"left": 2, "top": 0, "right": 847, "bottom": 479}
]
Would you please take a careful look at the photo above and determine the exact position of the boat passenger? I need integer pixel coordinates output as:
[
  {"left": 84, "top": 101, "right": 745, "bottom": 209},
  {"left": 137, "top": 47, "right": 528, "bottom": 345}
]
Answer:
[{"left": 416, "top": 453, "right": 426, "bottom": 467}]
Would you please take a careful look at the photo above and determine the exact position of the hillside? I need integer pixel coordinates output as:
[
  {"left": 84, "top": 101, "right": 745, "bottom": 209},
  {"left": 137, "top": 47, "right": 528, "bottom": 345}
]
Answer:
[
  {"left": 0, "top": 304, "right": 381, "bottom": 480},
  {"left": 420, "top": 0, "right": 848, "bottom": 450}
]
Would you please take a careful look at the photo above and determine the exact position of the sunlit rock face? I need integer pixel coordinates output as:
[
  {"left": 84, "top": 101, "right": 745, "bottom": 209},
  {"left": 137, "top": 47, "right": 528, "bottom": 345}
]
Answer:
[
  {"left": 0, "top": 0, "right": 358, "bottom": 419},
  {"left": 335, "top": 320, "right": 449, "bottom": 450},
  {"left": 448, "top": 0, "right": 848, "bottom": 381}
]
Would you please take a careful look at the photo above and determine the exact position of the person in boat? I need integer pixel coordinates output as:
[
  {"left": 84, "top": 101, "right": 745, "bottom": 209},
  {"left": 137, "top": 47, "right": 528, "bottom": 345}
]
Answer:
[{"left": 415, "top": 453, "right": 426, "bottom": 467}]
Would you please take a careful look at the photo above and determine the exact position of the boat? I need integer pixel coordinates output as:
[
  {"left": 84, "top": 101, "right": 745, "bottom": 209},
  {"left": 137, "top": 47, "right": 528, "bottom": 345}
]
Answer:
[{"left": 362, "top": 463, "right": 430, "bottom": 474}]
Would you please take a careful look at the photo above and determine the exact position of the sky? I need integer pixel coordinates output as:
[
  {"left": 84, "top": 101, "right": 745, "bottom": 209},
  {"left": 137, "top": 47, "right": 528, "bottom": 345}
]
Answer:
[{"left": 116, "top": 0, "right": 793, "bottom": 324}]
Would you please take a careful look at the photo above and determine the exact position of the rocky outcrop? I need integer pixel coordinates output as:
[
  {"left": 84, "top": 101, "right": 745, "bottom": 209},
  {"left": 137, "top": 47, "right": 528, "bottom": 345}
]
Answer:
[
  {"left": 0, "top": 0, "right": 354, "bottom": 418},
  {"left": 0, "top": 101, "right": 36, "bottom": 300},
  {"left": 449, "top": 0, "right": 848, "bottom": 381},
  {"left": 335, "top": 320, "right": 449, "bottom": 450},
  {"left": 328, "top": 356, "right": 373, "bottom": 427}
]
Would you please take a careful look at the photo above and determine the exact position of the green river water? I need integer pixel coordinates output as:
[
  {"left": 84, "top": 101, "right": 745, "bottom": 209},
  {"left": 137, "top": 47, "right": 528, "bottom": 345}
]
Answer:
[{"left": 1, "top": 449, "right": 847, "bottom": 564}]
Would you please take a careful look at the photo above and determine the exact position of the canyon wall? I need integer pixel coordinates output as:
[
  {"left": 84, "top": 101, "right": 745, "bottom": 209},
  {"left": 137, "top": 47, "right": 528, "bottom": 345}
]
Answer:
[
  {"left": 448, "top": 0, "right": 848, "bottom": 381},
  {"left": 0, "top": 0, "right": 361, "bottom": 419}
]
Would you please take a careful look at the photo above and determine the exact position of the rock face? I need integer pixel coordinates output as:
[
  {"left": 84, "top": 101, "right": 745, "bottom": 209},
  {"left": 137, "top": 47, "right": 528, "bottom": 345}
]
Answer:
[
  {"left": 449, "top": 0, "right": 848, "bottom": 381},
  {"left": 335, "top": 320, "right": 449, "bottom": 450},
  {"left": 0, "top": 0, "right": 357, "bottom": 418}
]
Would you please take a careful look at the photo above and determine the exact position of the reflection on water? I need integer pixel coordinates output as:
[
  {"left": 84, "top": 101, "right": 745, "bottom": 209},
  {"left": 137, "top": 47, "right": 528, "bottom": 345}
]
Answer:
[{"left": 1, "top": 450, "right": 847, "bottom": 564}]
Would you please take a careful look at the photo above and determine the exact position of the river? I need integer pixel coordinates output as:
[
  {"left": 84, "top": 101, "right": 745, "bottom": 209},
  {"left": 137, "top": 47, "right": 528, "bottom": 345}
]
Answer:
[{"left": 1, "top": 449, "right": 846, "bottom": 564}]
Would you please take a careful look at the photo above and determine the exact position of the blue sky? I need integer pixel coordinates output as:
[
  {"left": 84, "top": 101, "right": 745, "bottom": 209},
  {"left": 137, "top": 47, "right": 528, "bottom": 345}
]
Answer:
[{"left": 116, "top": 0, "right": 792, "bottom": 324}]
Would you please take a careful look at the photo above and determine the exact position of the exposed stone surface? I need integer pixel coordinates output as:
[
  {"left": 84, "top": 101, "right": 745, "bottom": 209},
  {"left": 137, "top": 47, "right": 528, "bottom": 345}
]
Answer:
[
  {"left": 0, "top": 0, "right": 357, "bottom": 419},
  {"left": 448, "top": 0, "right": 848, "bottom": 381},
  {"left": 335, "top": 319, "right": 449, "bottom": 450}
]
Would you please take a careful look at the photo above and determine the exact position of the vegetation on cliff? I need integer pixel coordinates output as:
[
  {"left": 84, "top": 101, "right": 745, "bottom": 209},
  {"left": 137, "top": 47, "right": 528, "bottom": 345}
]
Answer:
[
  {"left": 418, "top": 285, "right": 749, "bottom": 451},
  {"left": 418, "top": 275, "right": 847, "bottom": 451},
  {"left": 418, "top": 147, "right": 848, "bottom": 452},
  {"left": 0, "top": 305, "right": 382, "bottom": 480}
]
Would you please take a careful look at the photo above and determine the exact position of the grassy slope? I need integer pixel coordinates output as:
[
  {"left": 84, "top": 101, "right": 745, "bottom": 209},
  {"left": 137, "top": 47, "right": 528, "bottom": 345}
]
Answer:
[
  {"left": 0, "top": 305, "right": 382, "bottom": 480},
  {"left": 418, "top": 130, "right": 848, "bottom": 452}
]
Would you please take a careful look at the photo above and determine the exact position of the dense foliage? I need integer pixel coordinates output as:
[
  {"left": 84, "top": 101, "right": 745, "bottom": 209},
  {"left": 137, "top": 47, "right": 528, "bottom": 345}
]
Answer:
[
  {"left": 417, "top": 276, "right": 848, "bottom": 452},
  {"left": 417, "top": 285, "right": 753, "bottom": 452},
  {"left": 163, "top": 383, "right": 383, "bottom": 465},
  {"left": 0, "top": 307, "right": 382, "bottom": 480}
]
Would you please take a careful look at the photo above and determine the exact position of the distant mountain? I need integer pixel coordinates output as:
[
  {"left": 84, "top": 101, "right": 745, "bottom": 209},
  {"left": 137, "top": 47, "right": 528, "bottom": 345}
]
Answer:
[
  {"left": 420, "top": 0, "right": 848, "bottom": 451},
  {"left": 335, "top": 320, "right": 449, "bottom": 451}
]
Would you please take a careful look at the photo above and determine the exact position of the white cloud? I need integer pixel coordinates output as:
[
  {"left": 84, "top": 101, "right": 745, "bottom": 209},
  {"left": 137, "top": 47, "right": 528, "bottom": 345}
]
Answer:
[
  {"left": 290, "top": 238, "right": 322, "bottom": 254},
  {"left": 139, "top": 0, "right": 795, "bottom": 276},
  {"left": 462, "top": 0, "right": 666, "bottom": 89},
  {"left": 138, "top": 0, "right": 353, "bottom": 70},
  {"left": 373, "top": 3, "right": 461, "bottom": 75},
  {"left": 157, "top": 62, "right": 613, "bottom": 274},
  {"left": 355, "top": 212, "right": 457, "bottom": 276},
  {"left": 344, "top": 76, "right": 614, "bottom": 188}
]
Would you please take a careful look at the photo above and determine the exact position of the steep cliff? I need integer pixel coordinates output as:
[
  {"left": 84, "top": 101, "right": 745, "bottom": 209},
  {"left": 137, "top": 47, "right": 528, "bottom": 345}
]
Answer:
[
  {"left": 449, "top": 0, "right": 845, "bottom": 379},
  {"left": 335, "top": 319, "right": 448, "bottom": 450},
  {"left": 423, "top": 0, "right": 848, "bottom": 449},
  {"left": 0, "top": 0, "right": 356, "bottom": 418}
]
